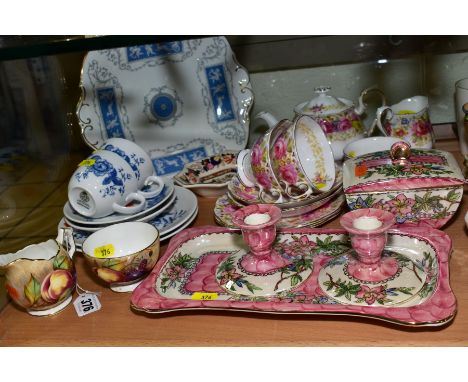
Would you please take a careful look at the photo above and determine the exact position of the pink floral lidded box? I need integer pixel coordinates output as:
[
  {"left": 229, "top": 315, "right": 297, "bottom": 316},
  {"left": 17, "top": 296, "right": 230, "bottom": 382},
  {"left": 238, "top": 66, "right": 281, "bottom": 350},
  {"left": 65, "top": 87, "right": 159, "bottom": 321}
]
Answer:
[{"left": 342, "top": 142, "right": 465, "bottom": 228}]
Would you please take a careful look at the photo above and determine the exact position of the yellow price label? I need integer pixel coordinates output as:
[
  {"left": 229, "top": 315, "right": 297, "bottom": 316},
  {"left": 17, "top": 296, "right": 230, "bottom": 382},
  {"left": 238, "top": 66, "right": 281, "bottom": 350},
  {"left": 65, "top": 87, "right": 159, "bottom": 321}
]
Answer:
[
  {"left": 191, "top": 292, "right": 218, "bottom": 301},
  {"left": 79, "top": 159, "right": 96, "bottom": 167},
  {"left": 94, "top": 244, "right": 115, "bottom": 259}
]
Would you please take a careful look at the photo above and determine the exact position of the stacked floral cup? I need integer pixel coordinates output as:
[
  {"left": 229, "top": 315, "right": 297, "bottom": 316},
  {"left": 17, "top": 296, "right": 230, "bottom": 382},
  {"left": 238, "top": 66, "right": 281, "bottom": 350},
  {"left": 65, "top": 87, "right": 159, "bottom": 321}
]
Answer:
[{"left": 214, "top": 115, "right": 345, "bottom": 228}]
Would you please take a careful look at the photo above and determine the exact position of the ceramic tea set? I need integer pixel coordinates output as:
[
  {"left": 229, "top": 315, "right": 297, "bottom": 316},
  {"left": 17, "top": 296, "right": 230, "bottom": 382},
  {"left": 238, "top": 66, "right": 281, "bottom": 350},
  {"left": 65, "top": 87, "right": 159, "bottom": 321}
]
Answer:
[{"left": 0, "top": 69, "right": 463, "bottom": 327}]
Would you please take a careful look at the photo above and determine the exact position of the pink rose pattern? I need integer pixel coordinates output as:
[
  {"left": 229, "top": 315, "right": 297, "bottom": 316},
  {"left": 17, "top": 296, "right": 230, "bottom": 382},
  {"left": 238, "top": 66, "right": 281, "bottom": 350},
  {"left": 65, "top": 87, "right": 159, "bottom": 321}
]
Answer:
[
  {"left": 250, "top": 136, "right": 283, "bottom": 195},
  {"left": 317, "top": 110, "right": 364, "bottom": 139},
  {"left": 273, "top": 136, "right": 287, "bottom": 159},
  {"left": 251, "top": 143, "right": 262, "bottom": 165},
  {"left": 385, "top": 113, "right": 432, "bottom": 146},
  {"left": 256, "top": 172, "right": 272, "bottom": 188},
  {"left": 279, "top": 163, "right": 298, "bottom": 185}
]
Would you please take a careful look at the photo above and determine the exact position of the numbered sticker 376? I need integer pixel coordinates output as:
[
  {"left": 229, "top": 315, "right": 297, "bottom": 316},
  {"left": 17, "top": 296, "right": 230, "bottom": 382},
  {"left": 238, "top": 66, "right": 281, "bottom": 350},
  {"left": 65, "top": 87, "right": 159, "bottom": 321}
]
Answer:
[{"left": 73, "top": 293, "right": 102, "bottom": 317}]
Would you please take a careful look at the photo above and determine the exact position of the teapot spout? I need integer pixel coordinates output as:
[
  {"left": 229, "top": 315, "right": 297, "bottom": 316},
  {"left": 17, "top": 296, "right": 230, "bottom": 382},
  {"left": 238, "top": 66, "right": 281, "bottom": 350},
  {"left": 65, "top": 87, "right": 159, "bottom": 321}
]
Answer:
[
  {"left": 355, "top": 87, "right": 386, "bottom": 116},
  {"left": 255, "top": 111, "right": 279, "bottom": 129}
]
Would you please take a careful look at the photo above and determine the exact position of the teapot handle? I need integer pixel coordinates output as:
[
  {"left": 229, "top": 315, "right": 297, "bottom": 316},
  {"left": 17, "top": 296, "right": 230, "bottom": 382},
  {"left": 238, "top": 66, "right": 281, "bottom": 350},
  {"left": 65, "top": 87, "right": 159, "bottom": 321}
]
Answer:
[
  {"left": 355, "top": 87, "right": 387, "bottom": 116},
  {"left": 57, "top": 227, "right": 76, "bottom": 259}
]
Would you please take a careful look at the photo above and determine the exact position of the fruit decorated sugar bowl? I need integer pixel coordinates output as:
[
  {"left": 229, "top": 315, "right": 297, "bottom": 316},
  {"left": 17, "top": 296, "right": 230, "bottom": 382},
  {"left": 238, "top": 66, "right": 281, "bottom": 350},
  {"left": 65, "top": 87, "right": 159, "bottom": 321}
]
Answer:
[
  {"left": 82, "top": 222, "right": 160, "bottom": 292},
  {"left": 293, "top": 86, "right": 386, "bottom": 160},
  {"left": 0, "top": 228, "right": 76, "bottom": 316},
  {"left": 343, "top": 141, "right": 465, "bottom": 228}
]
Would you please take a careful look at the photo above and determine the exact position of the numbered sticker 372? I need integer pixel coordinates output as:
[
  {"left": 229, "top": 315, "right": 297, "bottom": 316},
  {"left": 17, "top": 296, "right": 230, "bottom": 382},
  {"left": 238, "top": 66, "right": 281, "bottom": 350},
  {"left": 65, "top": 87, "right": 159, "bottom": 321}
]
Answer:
[{"left": 73, "top": 293, "right": 102, "bottom": 317}]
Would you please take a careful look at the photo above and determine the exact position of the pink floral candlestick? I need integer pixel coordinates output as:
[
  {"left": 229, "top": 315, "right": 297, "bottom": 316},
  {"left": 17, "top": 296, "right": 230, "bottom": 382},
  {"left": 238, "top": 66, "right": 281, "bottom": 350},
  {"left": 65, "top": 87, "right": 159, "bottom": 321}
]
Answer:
[
  {"left": 340, "top": 208, "right": 398, "bottom": 282},
  {"left": 231, "top": 204, "right": 290, "bottom": 273}
]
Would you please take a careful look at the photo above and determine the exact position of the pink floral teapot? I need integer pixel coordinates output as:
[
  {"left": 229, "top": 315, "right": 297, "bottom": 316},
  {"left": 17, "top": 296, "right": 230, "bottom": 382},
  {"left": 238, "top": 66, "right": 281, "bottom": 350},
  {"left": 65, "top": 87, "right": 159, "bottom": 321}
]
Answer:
[{"left": 258, "top": 86, "right": 385, "bottom": 161}]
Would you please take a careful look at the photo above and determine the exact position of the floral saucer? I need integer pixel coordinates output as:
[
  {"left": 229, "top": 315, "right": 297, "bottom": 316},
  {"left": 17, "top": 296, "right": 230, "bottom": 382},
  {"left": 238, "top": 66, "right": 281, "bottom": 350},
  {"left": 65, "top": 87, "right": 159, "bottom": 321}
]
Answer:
[
  {"left": 214, "top": 193, "right": 345, "bottom": 229},
  {"left": 78, "top": 37, "right": 253, "bottom": 177},
  {"left": 174, "top": 151, "right": 238, "bottom": 197},
  {"left": 63, "top": 179, "right": 175, "bottom": 226},
  {"left": 61, "top": 186, "right": 198, "bottom": 248},
  {"left": 318, "top": 250, "right": 427, "bottom": 307},
  {"left": 131, "top": 225, "right": 456, "bottom": 327}
]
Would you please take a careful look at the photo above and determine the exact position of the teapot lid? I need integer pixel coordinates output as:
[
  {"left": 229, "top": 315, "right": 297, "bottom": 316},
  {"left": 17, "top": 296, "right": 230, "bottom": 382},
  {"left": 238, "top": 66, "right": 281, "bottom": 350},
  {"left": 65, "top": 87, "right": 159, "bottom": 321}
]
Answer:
[{"left": 297, "top": 86, "right": 352, "bottom": 116}]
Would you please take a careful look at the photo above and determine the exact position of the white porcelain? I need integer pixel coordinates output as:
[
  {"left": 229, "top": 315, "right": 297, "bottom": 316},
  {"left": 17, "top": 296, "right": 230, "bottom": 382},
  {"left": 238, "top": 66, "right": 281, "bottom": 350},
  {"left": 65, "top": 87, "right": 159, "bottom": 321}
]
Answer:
[
  {"left": 376, "top": 96, "right": 434, "bottom": 149},
  {"left": 77, "top": 37, "right": 254, "bottom": 178},
  {"left": 159, "top": 206, "right": 198, "bottom": 241},
  {"left": 291, "top": 86, "right": 386, "bottom": 160},
  {"left": 236, "top": 149, "right": 256, "bottom": 187},
  {"left": 63, "top": 186, "right": 198, "bottom": 248},
  {"left": 64, "top": 178, "right": 174, "bottom": 226},
  {"left": 454, "top": 79, "right": 468, "bottom": 155},
  {"left": 68, "top": 150, "right": 150, "bottom": 218},
  {"left": 64, "top": 191, "right": 177, "bottom": 232},
  {"left": 343, "top": 137, "right": 402, "bottom": 160},
  {"left": 100, "top": 138, "right": 164, "bottom": 196},
  {"left": 295, "top": 86, "right": 366, "bottom": 116},
  {"left": 83, "top": 222, "right": 157, "bottom": 257}
]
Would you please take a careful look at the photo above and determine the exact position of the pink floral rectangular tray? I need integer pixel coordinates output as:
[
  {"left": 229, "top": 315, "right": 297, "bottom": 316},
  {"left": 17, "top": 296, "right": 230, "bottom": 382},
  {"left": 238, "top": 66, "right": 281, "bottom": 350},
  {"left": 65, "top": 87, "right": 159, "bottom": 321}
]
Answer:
[{"left": 131, "top": 225, "right": 456, "bottom": 327}]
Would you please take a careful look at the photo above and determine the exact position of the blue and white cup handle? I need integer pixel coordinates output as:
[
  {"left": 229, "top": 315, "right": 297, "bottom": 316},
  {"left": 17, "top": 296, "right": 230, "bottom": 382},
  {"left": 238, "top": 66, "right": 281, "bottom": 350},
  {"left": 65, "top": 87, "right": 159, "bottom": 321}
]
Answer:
[
  {"left": 137, "top": 175, "right": 164, "bottom": 198},
  {"left": 112, "top": 193, "right": 146, "bottom": 215}
]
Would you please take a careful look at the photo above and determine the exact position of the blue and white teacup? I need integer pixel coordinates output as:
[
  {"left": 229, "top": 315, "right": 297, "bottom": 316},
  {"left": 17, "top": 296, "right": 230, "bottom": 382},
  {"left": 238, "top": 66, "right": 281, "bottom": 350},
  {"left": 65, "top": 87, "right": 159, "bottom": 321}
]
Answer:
[
  {"left": 100, "top": 138, "right": 163, "bottom": 197},
  {"left": 68, "top": 150, "right": 149, "bottom": 218}
]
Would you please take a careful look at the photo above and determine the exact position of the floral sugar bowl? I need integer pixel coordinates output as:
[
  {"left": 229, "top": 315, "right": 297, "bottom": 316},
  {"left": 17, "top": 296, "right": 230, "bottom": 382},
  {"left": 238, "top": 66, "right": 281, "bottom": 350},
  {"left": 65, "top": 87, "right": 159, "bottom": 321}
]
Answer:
[{"left": 343, "top": 141, "right": 465, "bottom": 228}]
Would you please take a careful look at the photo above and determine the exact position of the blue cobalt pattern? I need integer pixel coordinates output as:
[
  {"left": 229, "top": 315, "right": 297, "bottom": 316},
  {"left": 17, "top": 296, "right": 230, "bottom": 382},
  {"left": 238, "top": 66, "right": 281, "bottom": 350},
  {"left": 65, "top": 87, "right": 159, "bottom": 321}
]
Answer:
[
  {"left": 205, "top": 64, "right": 235, "bottom": 123},
  {"left": 126, "top": 42, "right": 183, "bottom": 62},
  {"left": 74, "top": 155, "right": 131, "bottom": 197},
  {"left": 152, "top": 146, "right": 207, "bottom": 176},
  {"left": 144, "top": 186, "right": 168, "bottom": 208},
  {"left": 97, "top": 88, "right": 125, "bottom": 139},
  {"left": 150, "top": 208, "right": 188, "bottom": 230},
  {"left": 151, "top": 93, "right": 176, "bottom": 120},
  {"left": 102, "top": 144, "right": 146, "bottom": 181}
]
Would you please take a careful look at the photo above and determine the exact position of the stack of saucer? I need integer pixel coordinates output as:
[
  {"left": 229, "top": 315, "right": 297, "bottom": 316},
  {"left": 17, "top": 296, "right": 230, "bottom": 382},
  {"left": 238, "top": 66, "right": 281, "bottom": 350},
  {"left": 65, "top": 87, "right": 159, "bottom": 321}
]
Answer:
[
  {"left": 214, "top": 167, "right": 344, "bottom": 229},
  {"left": 59, "top": 179, "right": 198, "bottom": 250}
]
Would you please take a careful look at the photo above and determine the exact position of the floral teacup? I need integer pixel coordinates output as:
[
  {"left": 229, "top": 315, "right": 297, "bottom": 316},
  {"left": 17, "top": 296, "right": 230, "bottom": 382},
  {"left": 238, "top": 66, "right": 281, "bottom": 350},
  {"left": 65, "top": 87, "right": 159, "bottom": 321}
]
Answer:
[
  {"left": 270, "top": 115, "right": 335, "bottom": 199},
  {"left": 0, "top": 228, "right": 76, "bottom": 316},
  {"left": 237, "top": 119, "right": 291, "bottom": 203},
  {"left": 376, "top": 96, "right": 434, "bottom": 149}
]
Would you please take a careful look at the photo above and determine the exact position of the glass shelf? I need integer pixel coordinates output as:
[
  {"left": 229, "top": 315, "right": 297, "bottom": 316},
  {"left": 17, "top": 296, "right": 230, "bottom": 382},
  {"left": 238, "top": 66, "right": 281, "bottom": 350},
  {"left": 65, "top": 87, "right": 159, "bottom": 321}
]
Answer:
[{"left": 0, "top": 35, "right": 211, "bottom": 61}]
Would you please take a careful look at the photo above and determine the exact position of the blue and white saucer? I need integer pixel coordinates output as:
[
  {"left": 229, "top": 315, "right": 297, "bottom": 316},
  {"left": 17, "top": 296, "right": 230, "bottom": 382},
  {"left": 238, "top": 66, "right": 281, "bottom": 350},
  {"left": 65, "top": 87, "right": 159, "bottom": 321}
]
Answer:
[
  {"left": 64, "top": 191, "right": 177, "bottom": 232},
  {"left": 60, "top": 186, "right": 198, "bottom": 248},
  {"left": 63, "top": 179, "right": 175, "bottom": 226}
]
